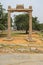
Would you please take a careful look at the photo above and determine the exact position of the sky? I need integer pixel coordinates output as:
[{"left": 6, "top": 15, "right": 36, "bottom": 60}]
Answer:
[{"left": 0, "top": 0, "right": 43, "bottom": 23}]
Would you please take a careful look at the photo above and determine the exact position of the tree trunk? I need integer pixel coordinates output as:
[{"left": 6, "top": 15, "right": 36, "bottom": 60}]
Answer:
[{"left": 26, "top": 29, "right": 28, "bottom": 34}]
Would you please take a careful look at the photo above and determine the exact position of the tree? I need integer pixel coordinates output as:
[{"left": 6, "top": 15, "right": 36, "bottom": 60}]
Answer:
[
  {"left": 14, "top": 14, "right": 40, "bottom": 34},
  {"left": 14, "top": 14, "right": 29, "bottom": 34},
  {"left": 0, "top": 3, "right": 13, "bottom": 30},
  {"left": 39, "top": 23, "right": 43, "bottom": 31},
  {"left": 32, "top": 17, "right": 40, "bottom": 31},
  {"left": 0, "top": 3, "right": 6, "bottom": 30}
]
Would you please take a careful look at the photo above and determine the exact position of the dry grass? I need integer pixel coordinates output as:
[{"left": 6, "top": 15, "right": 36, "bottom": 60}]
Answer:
[
  {"left": 0, "top": 33, "right": 43, "bottom": 53},
  {"left": 0, "top": 33, "right": 43, "bottom": 45}
]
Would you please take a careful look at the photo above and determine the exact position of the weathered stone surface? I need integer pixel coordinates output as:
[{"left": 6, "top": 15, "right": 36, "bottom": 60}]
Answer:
[{"left": 16, "top": 5, "right": 24, "bottom": 9}]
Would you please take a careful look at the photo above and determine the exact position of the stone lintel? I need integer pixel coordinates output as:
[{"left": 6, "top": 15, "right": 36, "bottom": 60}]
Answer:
[{"left": 8, "top": 8, "right": 32, "bottom": 12}]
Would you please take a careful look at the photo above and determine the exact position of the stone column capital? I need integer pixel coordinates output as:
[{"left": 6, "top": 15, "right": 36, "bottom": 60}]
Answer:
[
  {"left": 28, "top": 6, "right": 33, "bottom": 13},
  {"left": 8, "top": 6, "right": 11, "bottom": 9}
]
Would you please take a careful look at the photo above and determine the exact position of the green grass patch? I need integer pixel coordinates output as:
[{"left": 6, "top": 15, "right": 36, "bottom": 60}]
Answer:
[{"left": 11, "top": 33, "right": 27, "bottom": 37}]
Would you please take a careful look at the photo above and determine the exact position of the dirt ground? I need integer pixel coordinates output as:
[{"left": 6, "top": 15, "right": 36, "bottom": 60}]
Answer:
[
  {"left": 0, "top": 33, "right": 43, "bottom": 45},
  {"left": 0, "top": 53, "right": 43, "bottom": 65},
  {"left": 0, "top": 33, "right": 43, "bottom": 53}
]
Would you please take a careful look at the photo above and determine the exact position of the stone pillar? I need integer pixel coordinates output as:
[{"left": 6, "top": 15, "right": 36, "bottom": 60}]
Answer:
[
  {"left": 7, "top": 6, "right": 11, "bottom": 39},
  {"left": 29, "top": 6, "right": 32, "bottom": 41}
]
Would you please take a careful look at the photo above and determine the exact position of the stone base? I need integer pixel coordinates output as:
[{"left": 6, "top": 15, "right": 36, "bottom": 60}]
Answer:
[
  {"left": 3, "top": 38, "right": 13, "bottom": 41},
  {"left": 26, "top": 38, "right": 36, "bottom": 42}
]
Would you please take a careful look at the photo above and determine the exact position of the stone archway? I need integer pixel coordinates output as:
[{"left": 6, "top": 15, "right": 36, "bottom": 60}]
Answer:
[{"left": 7, "top": 5, "right": 32, "bottom": 41}]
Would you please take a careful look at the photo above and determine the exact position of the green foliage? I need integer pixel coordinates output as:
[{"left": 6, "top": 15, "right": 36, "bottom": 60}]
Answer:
[
  {"left": 39, "top": 23, "right": 43, "bottom": 30},
  {"left": 0, "top": 3, "right": 6, "bottom": 30},
  {"left": 0, "top": 3, "right": 13, "bottom": 30},
  {"left": 32, "top": 17, "right": 40, "bottom": 30},
  {"left": 14, "top": 14, "right": 40, "bottom": 33},
  {"left": 14, "top": 14, "right": 29, "bottom": 33},
  {"left": 0, "top": 24, "right": 5, "bottom": 30}
]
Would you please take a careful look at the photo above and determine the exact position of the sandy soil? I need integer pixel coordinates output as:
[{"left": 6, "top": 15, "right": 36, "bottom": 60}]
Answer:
[
  {"left": 0, "top": 53, "right": 43, "bottom": 65},
  {"left": 0, "top": 33, "right": 43, "bottom": 45}
]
